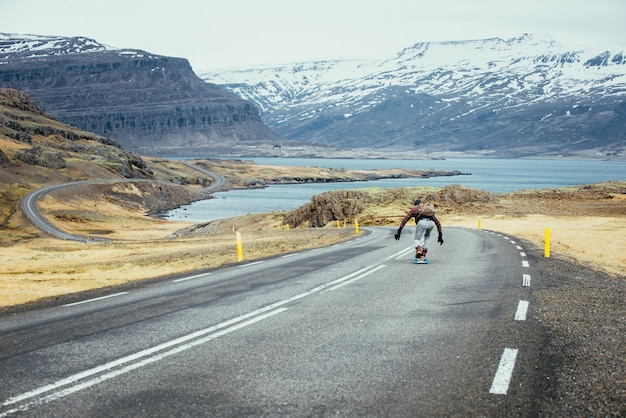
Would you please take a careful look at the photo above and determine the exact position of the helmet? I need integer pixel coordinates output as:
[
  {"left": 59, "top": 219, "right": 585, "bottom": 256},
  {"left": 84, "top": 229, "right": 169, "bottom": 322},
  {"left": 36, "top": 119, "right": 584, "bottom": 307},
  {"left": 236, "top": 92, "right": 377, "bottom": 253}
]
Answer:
[{"left": 413, "top": 199, "right": 422, "bottom": 206}]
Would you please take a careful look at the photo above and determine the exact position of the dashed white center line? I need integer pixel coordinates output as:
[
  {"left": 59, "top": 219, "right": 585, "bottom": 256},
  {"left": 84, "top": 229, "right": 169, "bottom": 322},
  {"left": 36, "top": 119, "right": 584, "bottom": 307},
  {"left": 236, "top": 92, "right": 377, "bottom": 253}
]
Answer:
[
  {"left": 522, "top": 274, "right": 531, "bottom": 287},
  {"left": 522, "top": 260, "right": 529, "bottom": 267},
  {"left": 490, "top": 348, "right": 519, "bottom": 395},
  {"left": 514, "top": 301, "right": 530, "bottom": 321}
]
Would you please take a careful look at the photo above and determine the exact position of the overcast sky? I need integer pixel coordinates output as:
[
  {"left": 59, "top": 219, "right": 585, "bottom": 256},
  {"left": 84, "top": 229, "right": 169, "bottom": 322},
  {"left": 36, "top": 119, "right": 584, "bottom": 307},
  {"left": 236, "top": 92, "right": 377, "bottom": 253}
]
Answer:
[{"left": 1, "top": 0, "right": 624, "bottom": 71}]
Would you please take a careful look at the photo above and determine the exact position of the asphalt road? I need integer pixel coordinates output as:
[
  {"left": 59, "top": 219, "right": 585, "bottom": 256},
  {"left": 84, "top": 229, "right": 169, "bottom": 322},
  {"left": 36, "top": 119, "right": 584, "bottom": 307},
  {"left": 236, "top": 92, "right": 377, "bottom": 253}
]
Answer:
[
  {"left": 19, "top": 167, "right": 226, "bottom": 243},
  {"left": 0, "top": 226, "right": 547, "bottom": 417},
  {"left": 19, "top": 182, "right": 91, "bottom": 242}
]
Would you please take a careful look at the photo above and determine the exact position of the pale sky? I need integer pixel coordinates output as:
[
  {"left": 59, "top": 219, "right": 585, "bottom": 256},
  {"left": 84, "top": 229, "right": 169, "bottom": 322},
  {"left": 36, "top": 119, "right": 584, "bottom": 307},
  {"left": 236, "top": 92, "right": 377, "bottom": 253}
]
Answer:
[{"left": 1, "top": 0, "right": 624, "bottom": 71}]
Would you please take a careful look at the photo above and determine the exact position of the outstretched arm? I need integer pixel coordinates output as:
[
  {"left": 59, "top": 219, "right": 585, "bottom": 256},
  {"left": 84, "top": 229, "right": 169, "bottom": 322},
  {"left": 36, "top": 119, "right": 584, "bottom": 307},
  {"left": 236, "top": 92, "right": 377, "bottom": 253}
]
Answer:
[
  {"left": 434, "top": 216, "right": 444, "bottom": 244},
  {"left": 395, "top": 206, "right": 420, "bottom": 240},
  {"left": 399, "top": 206, "right": 420, "bottom": 231}
]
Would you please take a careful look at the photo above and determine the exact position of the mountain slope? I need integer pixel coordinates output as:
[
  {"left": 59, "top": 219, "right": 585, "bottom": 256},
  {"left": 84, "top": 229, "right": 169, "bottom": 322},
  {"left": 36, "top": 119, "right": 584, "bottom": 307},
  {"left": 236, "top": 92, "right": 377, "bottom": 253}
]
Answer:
[
  {"left": 0, "top": 88, "right": 215, "bottom": 239},
  {"left": 0, "top": 34, "right": 281, "bottom": 155},
  {"left": 200, "top": 34, "right": 626, "bottom": 158}
]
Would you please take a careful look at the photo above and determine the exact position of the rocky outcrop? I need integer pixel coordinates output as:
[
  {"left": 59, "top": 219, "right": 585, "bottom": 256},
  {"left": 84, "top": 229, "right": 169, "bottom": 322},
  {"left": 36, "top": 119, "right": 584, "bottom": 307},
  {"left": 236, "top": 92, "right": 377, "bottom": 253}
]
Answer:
[
  {"left": 283, "top": 190, "right": 370, "bottom": 228},
  {"left": 0, "top": 87, "right": 152, "bottom": 178},
  {"left": 0, "top": 35, "right": 281, "bottom": 155},
  {"left": 0, "top": 148, "right": 11, "bottom": 166},
  {"left": 283, "top": 184, "right": 497, "bottom": 228}
]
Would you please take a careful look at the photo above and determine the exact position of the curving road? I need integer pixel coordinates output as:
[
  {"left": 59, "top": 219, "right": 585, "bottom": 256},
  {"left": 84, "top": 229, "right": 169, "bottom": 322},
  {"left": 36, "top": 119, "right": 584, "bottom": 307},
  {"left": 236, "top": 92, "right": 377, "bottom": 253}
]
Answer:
[
  {"left": 19, "top": 163, "right": 226, "bottom": 242},
  {"left": 180, "top": 160, "right": 228, "bottom": 191},
  {"left": 0, "top": 226, "right": 549, "bottom": 416}
]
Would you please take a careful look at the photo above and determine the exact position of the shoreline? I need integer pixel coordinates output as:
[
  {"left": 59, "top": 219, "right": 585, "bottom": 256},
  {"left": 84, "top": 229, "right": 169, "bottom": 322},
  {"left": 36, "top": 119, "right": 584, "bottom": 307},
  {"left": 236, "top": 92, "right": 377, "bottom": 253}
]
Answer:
[{"left": 148, "top": 146, "right": 626, "bottom": 162}]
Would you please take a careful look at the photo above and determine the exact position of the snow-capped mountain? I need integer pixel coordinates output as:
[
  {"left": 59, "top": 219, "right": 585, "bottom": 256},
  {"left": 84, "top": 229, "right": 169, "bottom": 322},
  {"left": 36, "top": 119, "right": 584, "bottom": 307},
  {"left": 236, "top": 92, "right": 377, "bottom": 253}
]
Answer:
[
  {"left": 0, "top": 33, "right": 117, "bottom": 59},
  {"left": 0, "top": 33, "right": 168, "bottom": 62},
  {"left": 200, "top": 34, "right": 626, "bottom": 157}
]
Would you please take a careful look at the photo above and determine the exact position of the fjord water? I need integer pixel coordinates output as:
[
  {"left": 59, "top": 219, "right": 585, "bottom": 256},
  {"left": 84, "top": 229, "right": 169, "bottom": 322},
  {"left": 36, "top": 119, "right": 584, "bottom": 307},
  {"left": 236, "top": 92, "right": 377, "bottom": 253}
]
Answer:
[{"left": 162, "top": 158, "right": 626, "bottom": 222}]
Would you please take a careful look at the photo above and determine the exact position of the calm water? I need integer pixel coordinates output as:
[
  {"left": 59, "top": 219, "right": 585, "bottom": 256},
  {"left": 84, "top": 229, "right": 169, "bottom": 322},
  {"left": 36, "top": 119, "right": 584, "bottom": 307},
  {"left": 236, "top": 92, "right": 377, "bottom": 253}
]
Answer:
[{"left": 162, "top": 157, "right": 626, "bottom": 222}]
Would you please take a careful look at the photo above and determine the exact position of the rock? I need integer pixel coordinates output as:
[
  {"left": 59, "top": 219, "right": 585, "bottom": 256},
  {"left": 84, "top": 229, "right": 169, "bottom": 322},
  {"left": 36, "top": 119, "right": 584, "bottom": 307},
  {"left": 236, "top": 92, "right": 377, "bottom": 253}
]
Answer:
[
  {"left": 284, "top": 190, "right": 369, "bottom": 228},
  {"left": 15, "top": 146, "right": 66, "bottom": 169}
]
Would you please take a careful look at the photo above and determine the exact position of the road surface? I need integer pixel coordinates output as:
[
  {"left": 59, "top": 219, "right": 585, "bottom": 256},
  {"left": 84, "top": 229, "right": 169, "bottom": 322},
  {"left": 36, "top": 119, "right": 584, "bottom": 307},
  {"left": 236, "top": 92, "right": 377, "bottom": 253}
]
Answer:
[{"left": 0, "top": 226, "right": 548, "bottom": 416}]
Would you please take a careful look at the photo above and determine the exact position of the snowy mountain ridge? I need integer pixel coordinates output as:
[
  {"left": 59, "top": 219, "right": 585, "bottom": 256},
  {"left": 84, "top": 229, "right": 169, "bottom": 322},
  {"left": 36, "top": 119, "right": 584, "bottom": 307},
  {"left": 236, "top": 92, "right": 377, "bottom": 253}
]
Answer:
[
  {"left": 0, "top": 33, "right": 155, "bottom": 61},
  {"left": 199, "top": 34, "right": 626, "bottom": 157}
]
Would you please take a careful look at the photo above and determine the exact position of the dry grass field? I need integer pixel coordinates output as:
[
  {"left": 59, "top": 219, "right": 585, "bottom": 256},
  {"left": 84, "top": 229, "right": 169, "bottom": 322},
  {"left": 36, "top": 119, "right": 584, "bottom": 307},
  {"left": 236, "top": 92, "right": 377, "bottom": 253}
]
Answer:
[
  {"left": 1, "top": 205, "right": 356, "bottom": 308},
  {"left": 1, "top": 181, "right": 624, "bottom": 309}
]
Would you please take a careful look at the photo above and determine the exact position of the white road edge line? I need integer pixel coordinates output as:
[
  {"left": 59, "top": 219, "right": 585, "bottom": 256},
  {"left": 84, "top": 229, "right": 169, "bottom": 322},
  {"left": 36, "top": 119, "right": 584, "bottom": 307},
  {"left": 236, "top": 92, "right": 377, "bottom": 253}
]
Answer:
[
  {"left": 0, "top": 308, "right": 287, "bottom": 417},
  {"left": 238, "top": 260, "right": 265, "bottom": 268},
  {"left": 515, "top": 300, "right": 530, "bottom": 321},
  {"left": 2, "top": 264, "right": 379, "bottom": 414},
  {"left": 63, "top": 292, "right": 129, "bottom": 307},
  {"left": 172, "top": 273, "right": 212, "bottom": 283},
  {"left": 489, "top": 348, "right": 519, "bottom": 395}
]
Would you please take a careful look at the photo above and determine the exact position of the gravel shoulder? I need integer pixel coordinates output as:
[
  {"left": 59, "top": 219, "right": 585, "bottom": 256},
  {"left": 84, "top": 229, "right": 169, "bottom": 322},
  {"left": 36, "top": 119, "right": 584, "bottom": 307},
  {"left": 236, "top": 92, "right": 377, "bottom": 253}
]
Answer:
[{"left": 531, "top": 250, "right": 625, "bottom": 416}]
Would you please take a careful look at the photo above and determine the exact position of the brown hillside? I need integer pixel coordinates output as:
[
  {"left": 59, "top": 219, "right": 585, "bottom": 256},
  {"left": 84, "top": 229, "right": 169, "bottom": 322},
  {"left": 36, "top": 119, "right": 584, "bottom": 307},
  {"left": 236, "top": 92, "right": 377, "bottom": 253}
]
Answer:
[{"left": 0, "top": 88, "right": 220, "bottom": 240}]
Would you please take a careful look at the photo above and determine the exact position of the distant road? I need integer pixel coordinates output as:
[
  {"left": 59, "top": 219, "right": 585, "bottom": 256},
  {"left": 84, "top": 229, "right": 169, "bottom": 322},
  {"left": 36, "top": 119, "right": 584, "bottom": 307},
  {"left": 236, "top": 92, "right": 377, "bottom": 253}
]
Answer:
[
  {"left": 180, "top": 161, "right": 228, "bottom": 190},
  {"left": 20, "top": 180, "right": 113, "bottom": 243},
  {"left": 19, "top": 164, "right": 227, "bottom": 242}
]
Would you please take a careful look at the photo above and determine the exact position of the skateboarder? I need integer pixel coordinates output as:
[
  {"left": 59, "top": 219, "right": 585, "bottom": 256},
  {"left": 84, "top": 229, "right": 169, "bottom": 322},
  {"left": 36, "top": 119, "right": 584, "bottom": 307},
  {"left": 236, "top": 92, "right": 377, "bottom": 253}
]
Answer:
[{"left": 394, "top": 199, "right": 444, "bottom": 263}]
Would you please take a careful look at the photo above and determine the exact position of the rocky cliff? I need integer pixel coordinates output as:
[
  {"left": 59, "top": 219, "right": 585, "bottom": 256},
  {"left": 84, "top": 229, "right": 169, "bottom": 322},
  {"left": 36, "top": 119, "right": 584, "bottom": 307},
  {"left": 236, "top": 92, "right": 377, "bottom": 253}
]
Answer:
[
  {"left": 0, "top": 34, "right": 281, "bottom": 155},
  {"left": 0, "top": 87, "right": 215, "bottom": 234}
]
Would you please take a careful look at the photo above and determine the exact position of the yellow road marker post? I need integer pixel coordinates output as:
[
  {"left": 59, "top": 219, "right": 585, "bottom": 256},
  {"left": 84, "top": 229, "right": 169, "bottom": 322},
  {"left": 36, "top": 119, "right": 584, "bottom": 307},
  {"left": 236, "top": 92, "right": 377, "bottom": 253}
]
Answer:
[
  {"left": 236, "top": 231, "right": 243, "bottom": 262},
  {"left": 544, "top": 226, "right": 551, "bottom": 258}
]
